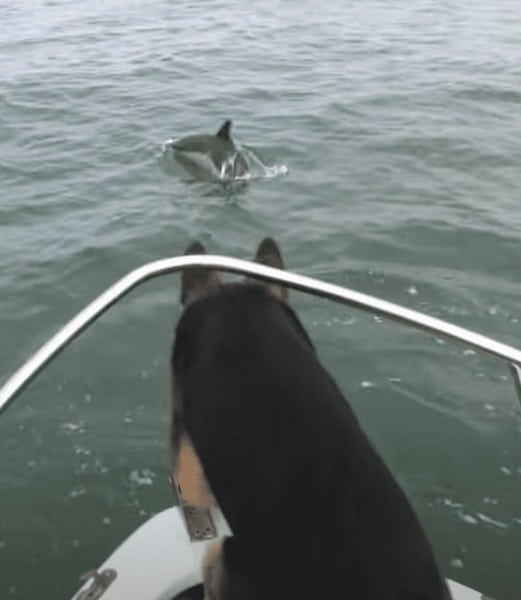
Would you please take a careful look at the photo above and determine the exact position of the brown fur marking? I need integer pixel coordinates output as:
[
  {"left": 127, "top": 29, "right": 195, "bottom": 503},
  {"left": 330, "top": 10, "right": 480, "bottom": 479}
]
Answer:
[{"left": 173, "top": 436, "right": 215, "bottom": 509}]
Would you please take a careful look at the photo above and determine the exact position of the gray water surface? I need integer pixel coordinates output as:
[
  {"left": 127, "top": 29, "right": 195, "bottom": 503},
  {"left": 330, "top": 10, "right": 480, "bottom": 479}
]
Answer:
[{"left": 1, "top": 1, "right": 520, "bottom": 598}]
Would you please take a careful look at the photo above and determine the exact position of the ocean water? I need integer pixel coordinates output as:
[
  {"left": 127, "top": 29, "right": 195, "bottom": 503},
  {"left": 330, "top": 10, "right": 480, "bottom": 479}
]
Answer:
[{"left": 1, "top": 0, "right": 520, "bottom": 598}]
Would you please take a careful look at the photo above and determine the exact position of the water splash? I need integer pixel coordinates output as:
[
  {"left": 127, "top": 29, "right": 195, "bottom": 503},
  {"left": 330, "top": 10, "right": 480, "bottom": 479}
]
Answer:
[
  {"left": 128, "top": 468, "right": 156, "bottom": 487},
  {"left": 233, "top": 144, "right": 289, "bottom": 181},
  {"left": 161, "top": 139, "right": 288, "bottom": 183}
]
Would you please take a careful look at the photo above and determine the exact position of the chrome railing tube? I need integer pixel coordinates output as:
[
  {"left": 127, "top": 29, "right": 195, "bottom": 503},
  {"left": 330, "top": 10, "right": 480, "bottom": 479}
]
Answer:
[{"left": 1, "top": 255, "right": 521, "bottom": 415}]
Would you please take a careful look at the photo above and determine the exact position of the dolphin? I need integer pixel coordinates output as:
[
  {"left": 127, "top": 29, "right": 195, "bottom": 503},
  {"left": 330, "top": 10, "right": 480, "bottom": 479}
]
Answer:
[{"left": 172, "top": 120, "right": 249, "bottom": 180}]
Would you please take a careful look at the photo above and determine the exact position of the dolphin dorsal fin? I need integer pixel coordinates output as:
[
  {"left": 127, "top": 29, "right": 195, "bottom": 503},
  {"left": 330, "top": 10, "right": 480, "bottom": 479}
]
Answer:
[{"left": 216, "top": 120, "right": 232, "bottom": 140}]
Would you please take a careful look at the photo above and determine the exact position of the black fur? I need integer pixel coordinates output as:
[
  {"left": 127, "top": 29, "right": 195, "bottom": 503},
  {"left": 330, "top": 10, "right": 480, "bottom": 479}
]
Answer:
[{"left": 171, "top": 248, "right": 451, "bottom": 600}]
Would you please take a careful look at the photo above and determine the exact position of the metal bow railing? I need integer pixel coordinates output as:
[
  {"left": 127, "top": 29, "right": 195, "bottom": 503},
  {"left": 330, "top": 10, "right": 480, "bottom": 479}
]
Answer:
[{"left": 1, "top": 255, "right": 520, "bottom": 415}]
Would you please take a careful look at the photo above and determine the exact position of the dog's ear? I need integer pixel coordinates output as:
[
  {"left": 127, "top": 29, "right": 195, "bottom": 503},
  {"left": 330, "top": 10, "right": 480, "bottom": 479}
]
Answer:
[
  {"left": 254, "top": 237, "right": 288, "bottom": 301},
  {"left": 181, "top": 241, "right": 221, "bottom": 305}
]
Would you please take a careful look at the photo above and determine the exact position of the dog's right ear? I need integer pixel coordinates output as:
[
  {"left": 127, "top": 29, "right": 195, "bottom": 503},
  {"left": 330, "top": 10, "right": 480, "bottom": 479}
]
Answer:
[
  {"left": 254, "top": 237, "right": 288, "bottom": 301},
  {"left": 181, "top": 241, "right": 221, "bottom": 306}
]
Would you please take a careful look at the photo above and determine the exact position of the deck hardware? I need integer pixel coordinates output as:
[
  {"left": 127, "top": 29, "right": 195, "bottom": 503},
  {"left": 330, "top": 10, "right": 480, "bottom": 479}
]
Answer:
[{"left": 75, "top": 569, "right": 117, "bottom": 599}]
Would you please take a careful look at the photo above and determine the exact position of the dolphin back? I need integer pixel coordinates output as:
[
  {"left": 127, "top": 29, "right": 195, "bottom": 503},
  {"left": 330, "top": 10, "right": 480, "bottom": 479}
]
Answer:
[
  {"left": 173, "top": 120, "right": 234, "bottom": 154},
  {"left": 172, "top": 134, "right": 217, "bottom": 154},
  {"left": 172, "top": 119, "right": 249, "bottom": 180}
]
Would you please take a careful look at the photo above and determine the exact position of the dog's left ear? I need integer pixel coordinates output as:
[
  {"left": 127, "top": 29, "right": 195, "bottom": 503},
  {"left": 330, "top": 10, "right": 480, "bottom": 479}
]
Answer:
[
  {"left": 254, "top": 237, "right": 288, "bottom": 301},
  {"left": 181, "top": 241, "right": 221, "bottom": 306}
]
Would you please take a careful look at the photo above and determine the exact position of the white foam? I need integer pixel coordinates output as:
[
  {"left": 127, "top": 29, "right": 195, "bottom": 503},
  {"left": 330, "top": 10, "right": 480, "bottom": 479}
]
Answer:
[
  {"left": 476, "top": 513, "right": 508, "bottom": 529},
  {"left": 460, "top": 513, "right": 478, "bottom": 525},
  {"left": 129, "top": 468, "right": 156, "bottom": 487},
  {"left": 483, "top": 497, "right": 499, "bottom": 505},
  {"left": 61, "top": 421, "right": 85, "bottom": 433},
  {"left": 360, "top": 380, "right": 375, "bottom": 389},
  {"left": 69, "top": 486, "right": 86, "bottom": 499},
  {"left": 450, "top": 558, "right": 464, "bottom": 569},
  {"left": 162, "top": 138, "right": 174, "bottom": 151}
]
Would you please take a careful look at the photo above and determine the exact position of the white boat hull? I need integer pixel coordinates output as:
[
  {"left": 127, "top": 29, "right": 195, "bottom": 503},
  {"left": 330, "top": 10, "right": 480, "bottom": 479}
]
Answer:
[{"left": 71, "top": 507, "right": 487, "bottom": 600}]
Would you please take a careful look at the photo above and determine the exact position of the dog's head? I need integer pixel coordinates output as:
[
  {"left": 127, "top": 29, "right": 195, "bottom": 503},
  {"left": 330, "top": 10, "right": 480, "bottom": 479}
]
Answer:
[{"left": 180, "top": 237, "right": 288, "bottom": 306}]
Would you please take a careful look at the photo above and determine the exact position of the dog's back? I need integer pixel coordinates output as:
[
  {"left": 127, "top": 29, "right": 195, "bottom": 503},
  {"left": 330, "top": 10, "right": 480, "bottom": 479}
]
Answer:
[{"left": 171, "top": 239, "right": 451, "bottom": 600}]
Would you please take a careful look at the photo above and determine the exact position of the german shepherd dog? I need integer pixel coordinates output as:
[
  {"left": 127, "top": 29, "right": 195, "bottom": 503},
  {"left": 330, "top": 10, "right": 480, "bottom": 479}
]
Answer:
[{"left": 170, "top": 238, "right": 451, "bottom": 600}]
